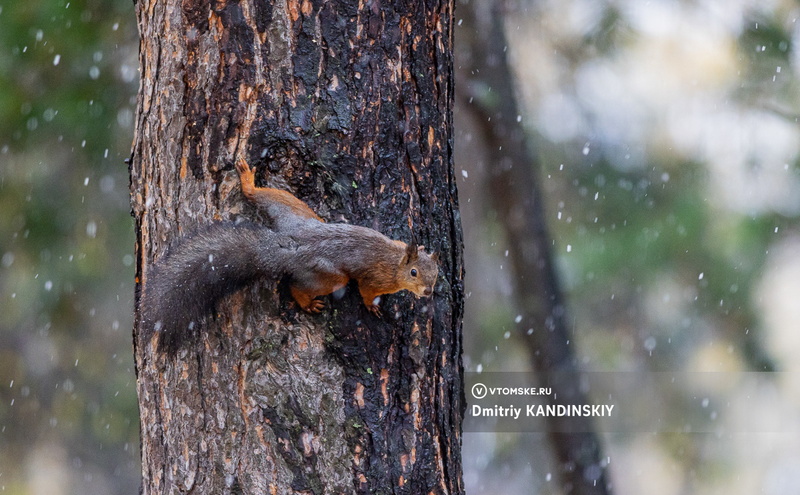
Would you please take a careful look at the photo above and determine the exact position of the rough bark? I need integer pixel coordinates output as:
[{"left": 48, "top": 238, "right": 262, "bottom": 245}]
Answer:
[
  {"left": 129, "top": 0, "right": 464, "bottom": 493},
  {"left": 456, "top": 2, "right": 612, "bottom": 494}
]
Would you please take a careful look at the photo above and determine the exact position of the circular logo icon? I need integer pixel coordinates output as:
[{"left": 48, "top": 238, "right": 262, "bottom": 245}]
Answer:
[{"left": 471, "top": 383, "right": 487, "bottom": 399}]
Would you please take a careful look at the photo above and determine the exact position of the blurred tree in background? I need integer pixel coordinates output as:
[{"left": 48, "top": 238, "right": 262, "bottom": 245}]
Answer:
[
  {"left": 3, "top": 0, "right": 800, "bottom": 494},
  {"left": 459, "top": 1, "right": 800, "bottom": 494}
]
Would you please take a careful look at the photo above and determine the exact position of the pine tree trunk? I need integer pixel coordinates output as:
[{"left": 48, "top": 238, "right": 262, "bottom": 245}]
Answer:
[{"left": 129, "top": 1, "right": 463, "bottom": 493}]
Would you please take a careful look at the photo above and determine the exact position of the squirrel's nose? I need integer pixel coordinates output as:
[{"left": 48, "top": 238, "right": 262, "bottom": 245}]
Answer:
[{"left": 423, "top": 287, "right": 433, "bottom": 297}]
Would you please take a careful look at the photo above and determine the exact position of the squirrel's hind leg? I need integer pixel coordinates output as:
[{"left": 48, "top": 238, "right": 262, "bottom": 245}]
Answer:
[
  {"left": 290, "top": 286, "right": 325, "bottom": 313},
  {"left": 290, "top": 271, "right": 348, "bottom": 313},
  {"left": 235, "top": 158, "right": 323, "bottom": 224}
]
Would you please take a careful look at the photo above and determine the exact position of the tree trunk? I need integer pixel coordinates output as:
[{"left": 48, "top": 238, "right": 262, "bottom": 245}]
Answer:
[
  {"left": 457, "top": 2, "right": 612, "bottom": 494},
  {"left": 129, "top": 1, "right": 464, "bottom": 494}
]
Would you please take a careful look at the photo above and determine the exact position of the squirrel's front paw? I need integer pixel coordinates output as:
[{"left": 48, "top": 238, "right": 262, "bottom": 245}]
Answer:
[{"left": 367, "top": 304, "right": 383, "bottom": 317}]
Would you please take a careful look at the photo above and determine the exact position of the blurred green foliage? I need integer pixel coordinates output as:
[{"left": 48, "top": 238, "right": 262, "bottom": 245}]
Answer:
[
  {"left": 0, "top": 0, "right": 139, "bottom": 493},
  {"left": 461, "top": 3, "right": 800, "bottom": 493}
]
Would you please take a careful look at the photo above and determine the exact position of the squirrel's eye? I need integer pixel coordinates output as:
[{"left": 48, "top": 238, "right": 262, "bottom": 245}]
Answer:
[{"left": 410, "top": 268, "right": 418, "bottom": 277}]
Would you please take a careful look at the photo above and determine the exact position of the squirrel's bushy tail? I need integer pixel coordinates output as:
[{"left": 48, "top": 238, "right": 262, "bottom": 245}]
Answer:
[{"left": 140, "top": 222, "right": 289, "bottom": 354}]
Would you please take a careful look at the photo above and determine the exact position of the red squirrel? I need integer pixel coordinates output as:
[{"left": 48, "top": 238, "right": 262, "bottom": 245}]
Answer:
[{"left": 141, "top": 159, "right": 439, "bottom": 353}]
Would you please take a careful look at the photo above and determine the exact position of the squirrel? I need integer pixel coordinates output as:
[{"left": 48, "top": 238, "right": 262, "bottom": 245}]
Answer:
[{"left": 140, "top": 158, "right": 439, "bottom": 353}]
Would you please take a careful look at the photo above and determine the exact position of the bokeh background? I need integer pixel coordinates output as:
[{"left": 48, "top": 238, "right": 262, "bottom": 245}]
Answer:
[{"left": 2, "top": 0, "right": 800, "bottom": 493}]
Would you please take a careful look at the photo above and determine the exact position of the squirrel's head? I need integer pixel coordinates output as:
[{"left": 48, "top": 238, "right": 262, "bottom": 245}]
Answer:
[{"left": 399, "top": 241, "right": 439, "bottom": 298}]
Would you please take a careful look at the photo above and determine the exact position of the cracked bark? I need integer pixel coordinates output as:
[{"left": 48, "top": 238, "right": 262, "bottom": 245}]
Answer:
[{"left": 130, "top": 0, "right": 464, "bottom": 493}]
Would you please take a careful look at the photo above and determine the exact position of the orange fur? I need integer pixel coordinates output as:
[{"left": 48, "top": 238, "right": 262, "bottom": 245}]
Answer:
[{"left": 236, "top": 158, "right": 439, "bottom": 314}]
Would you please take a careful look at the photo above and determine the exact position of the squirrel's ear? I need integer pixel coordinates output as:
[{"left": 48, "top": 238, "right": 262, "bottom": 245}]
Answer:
[
  {"left": 430, "top": 251, "right": 440, "bottom": 263},
  {"left": 405, "top": 241, "right": 419, "bottom": 264}
]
